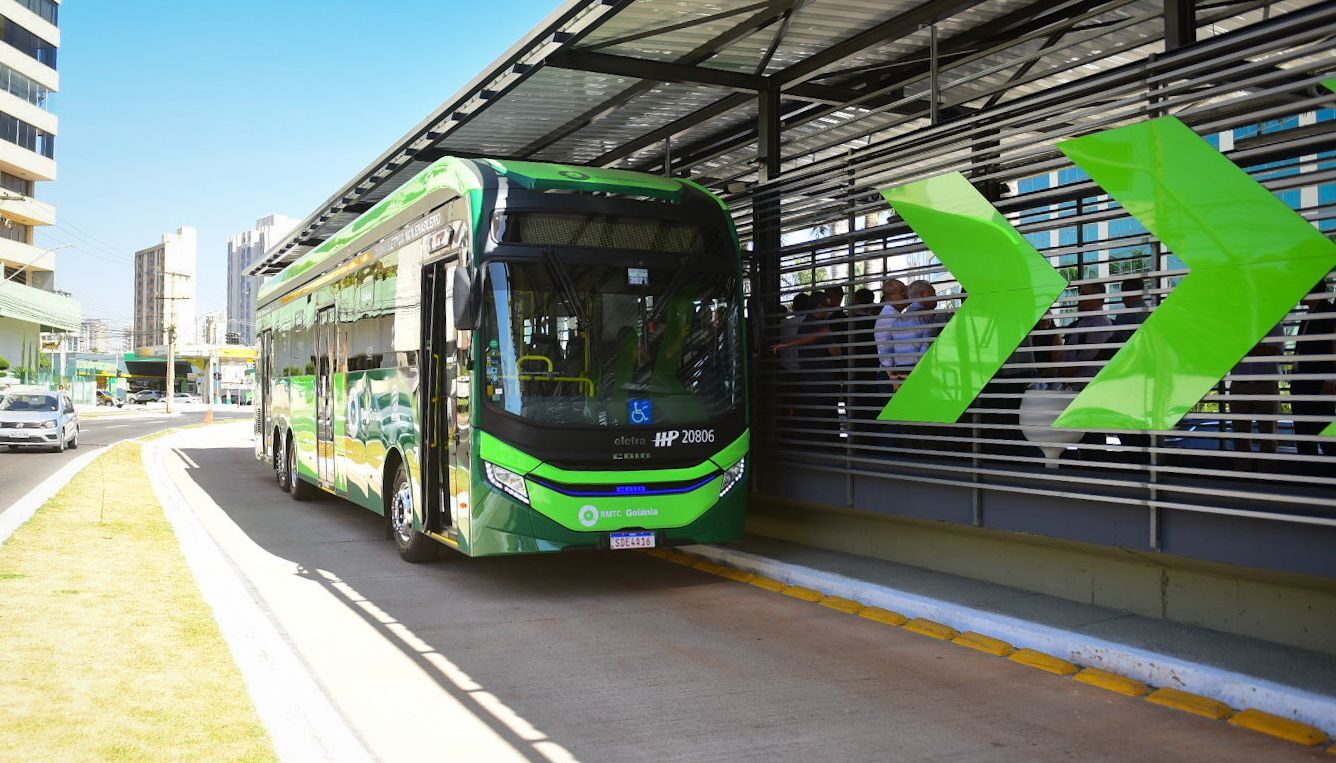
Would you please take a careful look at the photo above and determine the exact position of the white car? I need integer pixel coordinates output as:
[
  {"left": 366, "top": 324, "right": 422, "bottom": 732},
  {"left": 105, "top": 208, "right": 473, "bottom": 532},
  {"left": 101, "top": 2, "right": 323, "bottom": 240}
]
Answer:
[
  {"left": 0, "top": 389, "right": 80, "bottom": 452},
  {"left": 172, "top": 392, "right": 201, "bottom": 404}
]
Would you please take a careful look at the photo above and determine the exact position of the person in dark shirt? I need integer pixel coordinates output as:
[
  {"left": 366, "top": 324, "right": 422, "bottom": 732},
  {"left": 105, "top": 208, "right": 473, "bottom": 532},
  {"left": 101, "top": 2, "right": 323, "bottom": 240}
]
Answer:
[
  {"left": 772, "top": 293, "right": 841, "bottom": 436},
  {"left": 849, "top": 287, "right": 881, "bottom": 443},
  {"left": 1292, "top": 279, "right": 1335, "bottom": 467},
  {"left": 824, "top": 286, "right": 849, "bottom": 324},
  {"left": 1114, "top": 277, "right": 1153, "bottom": 458}
]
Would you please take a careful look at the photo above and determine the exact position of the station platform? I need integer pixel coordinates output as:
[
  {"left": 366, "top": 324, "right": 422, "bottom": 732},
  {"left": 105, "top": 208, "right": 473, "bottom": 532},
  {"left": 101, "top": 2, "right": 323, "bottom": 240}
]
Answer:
[{"left": 684, "top": 536, "right": 1336, "bottom": 741}]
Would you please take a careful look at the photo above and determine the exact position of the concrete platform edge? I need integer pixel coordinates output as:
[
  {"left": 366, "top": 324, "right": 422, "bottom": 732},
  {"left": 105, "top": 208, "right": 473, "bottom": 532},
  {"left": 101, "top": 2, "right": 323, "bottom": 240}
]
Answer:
[
  {"left": 0, "top": 445, "right": 107, "bottom": 545},
  {"left": 685, "top": 543, "right": 1336, "bottom": 734},
  {"left": 144, "top": 437, "right": 373, "bottom": 763}
]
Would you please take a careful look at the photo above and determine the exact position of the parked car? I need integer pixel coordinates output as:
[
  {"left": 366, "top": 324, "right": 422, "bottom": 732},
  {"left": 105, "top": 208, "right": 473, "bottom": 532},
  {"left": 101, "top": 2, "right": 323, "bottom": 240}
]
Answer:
[
  {"left": 96, "top": 389, "right": 124, "bottom": 408},
  {"left": 172, "top": 392, "right": 200, "bottom": 404},
  {"left": 0, "top": 389, "right": 80, "bottom": 452},
  {"left": 132, "top": 389, "right": 163, "bottom": 404}
]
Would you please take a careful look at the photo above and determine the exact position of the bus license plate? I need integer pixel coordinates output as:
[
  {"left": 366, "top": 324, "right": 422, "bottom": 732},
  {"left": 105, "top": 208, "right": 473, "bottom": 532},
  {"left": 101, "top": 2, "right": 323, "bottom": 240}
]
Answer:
[{"left": 610, "top": 531, "right": 655, "bottom": 550}]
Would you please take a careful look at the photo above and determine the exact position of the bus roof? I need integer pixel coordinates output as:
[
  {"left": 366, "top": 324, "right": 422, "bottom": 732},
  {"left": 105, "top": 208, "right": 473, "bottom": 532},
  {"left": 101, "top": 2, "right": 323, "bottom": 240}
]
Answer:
[{"left": 257, "top": 157, "right": 721, "bottom": 303}]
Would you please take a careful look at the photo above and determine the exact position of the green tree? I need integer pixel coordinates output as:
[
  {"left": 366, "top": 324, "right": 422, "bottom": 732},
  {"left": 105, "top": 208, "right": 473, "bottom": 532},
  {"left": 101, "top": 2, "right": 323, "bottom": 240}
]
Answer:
[{"left": 0, "top": 355, "right": 9, "bottom": 371}]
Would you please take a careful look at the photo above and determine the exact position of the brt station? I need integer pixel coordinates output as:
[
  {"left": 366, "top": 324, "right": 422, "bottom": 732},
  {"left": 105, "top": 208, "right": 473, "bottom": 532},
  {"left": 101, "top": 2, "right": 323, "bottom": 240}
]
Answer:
[{"left": 255, "top": 1, "right": 1336, "bottom": 659}]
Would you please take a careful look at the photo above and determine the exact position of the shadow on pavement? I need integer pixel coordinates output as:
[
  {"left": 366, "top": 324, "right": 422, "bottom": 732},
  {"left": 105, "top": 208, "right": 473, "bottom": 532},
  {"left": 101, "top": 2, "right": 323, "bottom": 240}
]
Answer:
[{"left": 175, "top": 443, "right": 1328, "bottom": 763}]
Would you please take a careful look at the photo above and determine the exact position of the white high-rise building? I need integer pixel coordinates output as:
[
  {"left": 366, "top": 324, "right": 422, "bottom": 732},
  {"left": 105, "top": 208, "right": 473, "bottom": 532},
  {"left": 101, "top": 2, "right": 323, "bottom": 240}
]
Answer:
[
  {"left": 200, "top": 310, "right": 224, "bottom": 345},
  {"left": 228, "top": 214, "right": 297, "bottom": 344},
  {"left": 81, "top": 317, "right": 112, "bottom": 353},
  {"left": 0, "top": 0, "right": 77, "bottom": 369},
  {"left": 133, "top": 226, "right": 197, "bottom": 348}
]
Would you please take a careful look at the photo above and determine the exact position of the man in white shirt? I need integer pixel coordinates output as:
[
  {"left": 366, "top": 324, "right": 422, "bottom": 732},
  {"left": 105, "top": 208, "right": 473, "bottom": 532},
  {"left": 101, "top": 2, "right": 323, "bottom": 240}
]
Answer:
[
  {"left": 873, "top": 278, "right": 908, "bottom": 387},
  {"left": 877, "top": 280, "right": 937, "bottom": 389}
]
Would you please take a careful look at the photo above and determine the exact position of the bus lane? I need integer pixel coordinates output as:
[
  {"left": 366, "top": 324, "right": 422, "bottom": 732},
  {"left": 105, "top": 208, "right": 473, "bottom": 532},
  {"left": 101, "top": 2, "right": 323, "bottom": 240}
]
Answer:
[{"left": 157, "top": 422, "right": 1326, "bottom": 763}]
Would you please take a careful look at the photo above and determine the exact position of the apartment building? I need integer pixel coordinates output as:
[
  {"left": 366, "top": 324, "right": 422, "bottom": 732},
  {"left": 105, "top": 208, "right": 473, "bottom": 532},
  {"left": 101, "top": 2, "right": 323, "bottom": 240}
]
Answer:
[
  {"left": 0, "top": 0, "right": 77, "bottom": 371},
  {"left": 227, "top": 213, "right": 296, "bottom": 345},
  {"left": 200, "top": 310, "right": 223, "bottom": 345},
  {"left": 133, "top": 226, "right": 197, "bottom": 349}
]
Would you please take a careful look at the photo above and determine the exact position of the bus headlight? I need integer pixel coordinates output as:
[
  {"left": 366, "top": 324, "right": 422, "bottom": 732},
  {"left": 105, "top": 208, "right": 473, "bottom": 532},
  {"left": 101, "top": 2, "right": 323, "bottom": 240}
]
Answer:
[
  {"left": 484, "top": 462, "right": 530, "bottom": 505},
  {"left": 719, "top": 457, "right": 746, "bottom": 497}
]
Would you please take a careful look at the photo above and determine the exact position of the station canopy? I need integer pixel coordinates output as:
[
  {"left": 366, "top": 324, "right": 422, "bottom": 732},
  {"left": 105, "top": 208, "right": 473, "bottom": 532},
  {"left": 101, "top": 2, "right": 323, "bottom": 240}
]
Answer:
[{"left": 252, "top": 0, "right": 1323, "bottom": 275}]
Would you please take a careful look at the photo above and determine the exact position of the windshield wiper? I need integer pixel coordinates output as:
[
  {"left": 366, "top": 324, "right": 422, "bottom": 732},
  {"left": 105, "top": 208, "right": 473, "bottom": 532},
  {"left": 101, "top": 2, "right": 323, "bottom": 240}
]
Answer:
[
  {"left": 541, "top": 249, "right": 593, "bottom": 329},
  {"left": 646, "top": 256, "right": 692, "bottom": 327}
]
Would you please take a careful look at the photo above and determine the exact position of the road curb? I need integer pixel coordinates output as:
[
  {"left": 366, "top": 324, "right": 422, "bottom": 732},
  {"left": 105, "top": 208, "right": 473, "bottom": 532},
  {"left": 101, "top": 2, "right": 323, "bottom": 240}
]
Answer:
[
  {"left": 142, "top": 436, "right": 373, "bottom": 763},
  {"left": 0, "top": 445, "right": 108, "bottom": 545},
  {"left": 677, "top": 543, "right": 1336, "bottom": 749}
]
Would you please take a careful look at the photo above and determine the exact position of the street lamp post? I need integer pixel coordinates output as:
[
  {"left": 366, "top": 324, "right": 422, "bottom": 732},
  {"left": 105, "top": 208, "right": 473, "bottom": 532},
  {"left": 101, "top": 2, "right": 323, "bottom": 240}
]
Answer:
[{"left": 3, "top": 242, "right": 75, "bottom": 283}]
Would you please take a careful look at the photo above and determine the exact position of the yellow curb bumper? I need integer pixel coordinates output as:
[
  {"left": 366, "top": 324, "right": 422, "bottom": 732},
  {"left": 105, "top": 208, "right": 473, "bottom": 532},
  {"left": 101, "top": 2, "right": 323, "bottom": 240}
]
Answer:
[
  {"left": 1073, "top": 668, "right": 1149, "bottom": 697},
  {"left": 1146, "top": 688, "right": 1233, "bottom": 720},
  {"left": 1009, "top": 649, "right": 1078, "bottom": 676},
  {"left": 1228, "top": 709, "right": 1328, "bottom": 747}
]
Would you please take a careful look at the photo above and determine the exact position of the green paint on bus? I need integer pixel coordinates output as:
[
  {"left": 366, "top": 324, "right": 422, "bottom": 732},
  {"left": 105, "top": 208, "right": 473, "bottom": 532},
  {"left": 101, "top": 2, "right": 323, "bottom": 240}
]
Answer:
[{"left": 255, "top": 156, "right": 748, "bottom": 560}]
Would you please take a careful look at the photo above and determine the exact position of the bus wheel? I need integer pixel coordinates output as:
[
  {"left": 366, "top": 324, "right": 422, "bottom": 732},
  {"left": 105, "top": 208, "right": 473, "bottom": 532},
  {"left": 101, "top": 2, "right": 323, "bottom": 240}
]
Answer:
[
  {"left": 288, "top": 435, "right": 315, "bottom": 502},
  {"left": 274, "top": 434, "right": 289, "bottom": 491},
  {"left": 388, "top": 462, "right": 435, "bottom": 563}
]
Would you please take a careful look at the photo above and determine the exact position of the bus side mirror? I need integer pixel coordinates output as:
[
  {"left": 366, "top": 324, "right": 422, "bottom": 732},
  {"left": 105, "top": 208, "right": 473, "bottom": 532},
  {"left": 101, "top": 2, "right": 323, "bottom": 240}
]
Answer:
[{"left": 453, "top": 268, "right": 479, "bottom": 331}]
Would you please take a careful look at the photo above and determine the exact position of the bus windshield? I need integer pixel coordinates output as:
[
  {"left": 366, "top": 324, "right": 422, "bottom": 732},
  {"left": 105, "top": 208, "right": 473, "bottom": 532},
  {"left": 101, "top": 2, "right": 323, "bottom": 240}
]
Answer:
[{"left": 481, "top": 258, "right": 743, "bottom": 428}]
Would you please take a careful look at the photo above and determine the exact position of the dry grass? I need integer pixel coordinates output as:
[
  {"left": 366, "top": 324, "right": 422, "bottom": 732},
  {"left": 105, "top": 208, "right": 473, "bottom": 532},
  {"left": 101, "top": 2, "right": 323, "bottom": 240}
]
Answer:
[{"left": 0, "top": 442, "right": 276, "bottom": 762}]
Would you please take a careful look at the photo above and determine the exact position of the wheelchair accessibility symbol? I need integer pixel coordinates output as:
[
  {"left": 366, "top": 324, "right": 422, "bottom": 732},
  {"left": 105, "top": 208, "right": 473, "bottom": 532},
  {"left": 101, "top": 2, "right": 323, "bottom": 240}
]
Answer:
[{"left": 629, "top": 399, "right": 653, "bottom": 425}]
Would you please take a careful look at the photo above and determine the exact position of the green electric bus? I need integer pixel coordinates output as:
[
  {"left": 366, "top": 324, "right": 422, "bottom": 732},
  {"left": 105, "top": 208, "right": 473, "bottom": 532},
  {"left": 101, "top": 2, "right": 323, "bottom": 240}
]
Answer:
[{"left": 254, "top": 157, "right": 748, "bottom": 561}]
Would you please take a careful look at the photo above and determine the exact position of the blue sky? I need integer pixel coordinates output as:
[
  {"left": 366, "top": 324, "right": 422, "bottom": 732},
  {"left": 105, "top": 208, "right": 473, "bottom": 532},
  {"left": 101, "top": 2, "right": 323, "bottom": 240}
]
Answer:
[{"left": 38, "top": 0, "right": 558, "bottom": 333}]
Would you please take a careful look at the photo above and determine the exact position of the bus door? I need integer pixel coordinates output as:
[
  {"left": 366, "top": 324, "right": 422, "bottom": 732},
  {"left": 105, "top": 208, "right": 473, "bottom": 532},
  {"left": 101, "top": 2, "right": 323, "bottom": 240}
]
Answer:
[
  {"left": 421, "top": 258, "right": 458, "bottom": 534},
  {"left": 315, "top": 306, "right": 337, "bottom": 486},
  {"left": 257, "top": 330, "right": 271, "bottom": 455}
]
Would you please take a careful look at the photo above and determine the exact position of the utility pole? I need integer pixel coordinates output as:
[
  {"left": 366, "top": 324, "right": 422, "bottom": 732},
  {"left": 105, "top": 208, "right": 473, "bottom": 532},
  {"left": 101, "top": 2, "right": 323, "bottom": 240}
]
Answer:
[{"left": 159, "top": 271, "right": 192, "bottom": 415}]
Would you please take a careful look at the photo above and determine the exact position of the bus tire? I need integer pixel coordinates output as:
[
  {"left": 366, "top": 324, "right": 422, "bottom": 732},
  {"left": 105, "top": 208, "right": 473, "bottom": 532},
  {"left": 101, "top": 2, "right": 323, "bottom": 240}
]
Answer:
[
  {"left": 288, "top": 433, "right": 315, "bottom": 502},
  {"left": 274, "top": 430, "right": 288, "bottom": 490},
  {"left": 387, "top": 461, "right": 436, "bottom": 563}
]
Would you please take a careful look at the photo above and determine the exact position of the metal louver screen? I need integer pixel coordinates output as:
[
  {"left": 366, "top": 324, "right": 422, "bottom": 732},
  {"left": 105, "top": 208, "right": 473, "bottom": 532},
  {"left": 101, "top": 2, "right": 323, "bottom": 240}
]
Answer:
[{"left": 734, "top": 3, "right": 1336, "bottom": 567}]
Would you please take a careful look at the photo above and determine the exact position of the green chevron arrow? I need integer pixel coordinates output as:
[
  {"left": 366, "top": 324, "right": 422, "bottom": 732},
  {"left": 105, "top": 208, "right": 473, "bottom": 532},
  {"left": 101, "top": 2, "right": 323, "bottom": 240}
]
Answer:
[
  {"left": 877, "top": 172, "right": 1067, "bottom": 423},
  {"left": 1053, "top": 117, "right": 1336, "bottom": 430}
]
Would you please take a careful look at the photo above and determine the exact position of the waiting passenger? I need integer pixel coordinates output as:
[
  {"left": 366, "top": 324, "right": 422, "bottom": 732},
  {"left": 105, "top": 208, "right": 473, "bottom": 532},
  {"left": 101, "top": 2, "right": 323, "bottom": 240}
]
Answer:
[
  {"left": 1293, "top": 280, "right": 1335, "bottom": 467},
  {"left": 771, "top": 294, "right": 841, "bottom": 435},
  {"left": 1230, "top": 321, "right": 1284, "bottom": 467},
  {"left": 873, "top": 279, "right": 909, "bottom": 389},
  {"left": 879, "top": 280, "right": 938, "bottom": 389},
  {"left": 1058, "top": 282, "right": 1114, "bottom": 389},
  {"left": 824, "top": 286, "right": 848, "bottom": 323},
  {"left": 1114, "top": 277, "right": 1153, "bottom": 458},
  {"left": 777, "top": 293, "right": 810, "bottom": 373}
]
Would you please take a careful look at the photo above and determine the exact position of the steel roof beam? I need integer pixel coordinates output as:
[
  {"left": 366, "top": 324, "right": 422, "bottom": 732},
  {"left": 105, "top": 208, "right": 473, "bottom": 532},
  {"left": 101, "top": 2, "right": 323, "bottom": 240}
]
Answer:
[
  {"left": 627, "top": 0, "right": 1107, "bottom": 177},
  {"left": 546, "top": 49, "right": 867, "bottom": 104},
  {"left": 578, "top": 1, "right": 786, "bottom": 52},
  {"left": 772, "top": 0, "right": 992, "bottom": 88},
  {"left": 520, "top": 2, "right": 796, "bottom": 158},
  {"left": 1164, "top": 0, "right": 1196, "bottom": 51},
  {"left": 591, "top": 93, "right": 753, "bottom": 167},
  {"left": 807, "top": 0, "right": 1118, "bottom": 84}
]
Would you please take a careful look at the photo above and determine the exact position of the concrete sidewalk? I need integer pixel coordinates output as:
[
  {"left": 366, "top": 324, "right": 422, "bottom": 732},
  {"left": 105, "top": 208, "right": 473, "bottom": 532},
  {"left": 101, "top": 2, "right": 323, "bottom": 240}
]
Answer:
[
  {"left": 686, "top": 538, "right": 1336, "bottom": 738},
  {"left": 146, "top": 421, "right": 1330, "bottom": 762}
]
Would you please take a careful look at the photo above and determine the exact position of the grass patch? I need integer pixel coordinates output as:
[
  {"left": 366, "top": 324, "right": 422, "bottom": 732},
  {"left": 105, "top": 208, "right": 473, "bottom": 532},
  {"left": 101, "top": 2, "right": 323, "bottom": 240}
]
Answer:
[{"left": 0, "top": 442, "right": 276, "bottom": 762}]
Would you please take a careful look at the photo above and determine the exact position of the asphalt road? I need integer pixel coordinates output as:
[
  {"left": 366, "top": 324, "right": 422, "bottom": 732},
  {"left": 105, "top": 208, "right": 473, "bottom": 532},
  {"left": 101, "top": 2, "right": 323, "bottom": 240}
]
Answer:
[
  {"left": 0, "top": 406, "right": 253, "bottom": 516},
  {"left": 156, "top": 423, "right": 1326, "bottom": 763}
]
